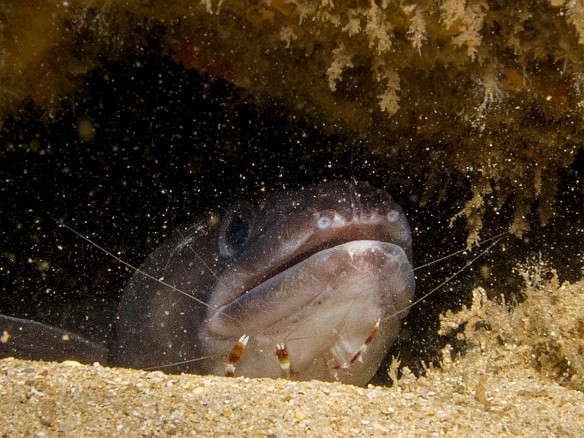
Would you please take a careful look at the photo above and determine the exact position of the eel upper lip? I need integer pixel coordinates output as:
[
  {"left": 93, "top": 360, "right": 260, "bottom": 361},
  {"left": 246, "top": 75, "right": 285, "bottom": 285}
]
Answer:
[{"left": 208, "top": 217, "right": 408, "bottom": 311}]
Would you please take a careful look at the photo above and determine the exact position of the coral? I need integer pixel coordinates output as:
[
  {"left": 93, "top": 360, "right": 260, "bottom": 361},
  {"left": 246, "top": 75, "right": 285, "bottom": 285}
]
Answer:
[
  {"left": 550, "top": 0, "right": 584, "bottom": 44},
  {"left": 405, "top": 5, "right": 426, "bottom": 55},
  {"left": 439, "top": 260, "right": 584, "bottom": 391},
  {"left": 0, "top": 0, "right": 583, "bottom": 243},
  {"left": 440, "top": 0, "right": 488, "bottom": 59},
  {"left": 326, "top": 43, "right": 353, "bottom": 92}
]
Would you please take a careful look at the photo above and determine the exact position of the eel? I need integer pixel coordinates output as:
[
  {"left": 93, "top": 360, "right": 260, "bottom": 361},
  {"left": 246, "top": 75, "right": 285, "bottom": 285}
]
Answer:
[{"left": 0, "top": 181, "right": 415, "bottom": 386}]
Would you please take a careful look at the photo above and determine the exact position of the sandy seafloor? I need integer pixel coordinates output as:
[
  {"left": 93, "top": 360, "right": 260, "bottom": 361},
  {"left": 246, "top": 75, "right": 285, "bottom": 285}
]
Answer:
[
  {"left": 1, "top": 354, "right": 582, "bottom": 437},
  {"left": 2, "top": 273, "right": 584, "bottom": 436}
]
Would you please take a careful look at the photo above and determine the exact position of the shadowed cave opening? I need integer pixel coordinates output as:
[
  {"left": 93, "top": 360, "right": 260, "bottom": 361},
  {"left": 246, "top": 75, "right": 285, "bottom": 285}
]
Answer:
[{"left": 1, "top": 44, "right": 582, "bottom": 385}]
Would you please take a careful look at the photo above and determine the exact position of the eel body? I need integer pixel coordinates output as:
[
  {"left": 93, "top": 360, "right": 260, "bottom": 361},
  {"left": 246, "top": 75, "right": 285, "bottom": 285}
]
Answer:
[{"left": 1, "top": 181, "right": 415, "bottom": 386}]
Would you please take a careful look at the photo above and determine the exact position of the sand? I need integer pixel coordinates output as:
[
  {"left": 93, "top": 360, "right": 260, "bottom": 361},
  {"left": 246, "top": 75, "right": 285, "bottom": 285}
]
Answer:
[
  {"left": 1, "top": 354, "right": 582, "bottom": 437},
  {"left": 3, "top": 275, "right": 584, "bottom": 436}
]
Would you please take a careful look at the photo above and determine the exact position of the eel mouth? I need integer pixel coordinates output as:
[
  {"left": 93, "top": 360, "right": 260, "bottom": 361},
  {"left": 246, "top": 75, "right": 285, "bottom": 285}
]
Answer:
[
  {"left": 202, "top": 238, "right": 415, "bottom": 384},
  {"left": 206, "top": 208, "right": 412, "bottom": 312},
  {"left": 208, "top": 239, "right": 414, "bottom": 334}
]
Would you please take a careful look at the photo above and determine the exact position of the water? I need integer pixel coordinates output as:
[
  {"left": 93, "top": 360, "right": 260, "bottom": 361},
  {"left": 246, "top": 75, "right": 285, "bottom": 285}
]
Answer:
[{"left": 1, "top": 54, "right": 582, "bottom": 385}]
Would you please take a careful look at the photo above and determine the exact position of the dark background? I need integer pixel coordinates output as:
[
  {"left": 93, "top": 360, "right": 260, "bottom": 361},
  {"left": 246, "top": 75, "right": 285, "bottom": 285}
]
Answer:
[{"left": 1, "top": 41, "right": 582, "bottom": 383}]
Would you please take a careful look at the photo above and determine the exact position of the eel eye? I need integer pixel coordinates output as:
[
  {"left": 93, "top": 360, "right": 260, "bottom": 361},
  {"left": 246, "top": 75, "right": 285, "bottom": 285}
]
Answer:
[{"left": 219, "top": 203, "right": 254, "bottom": 258}]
